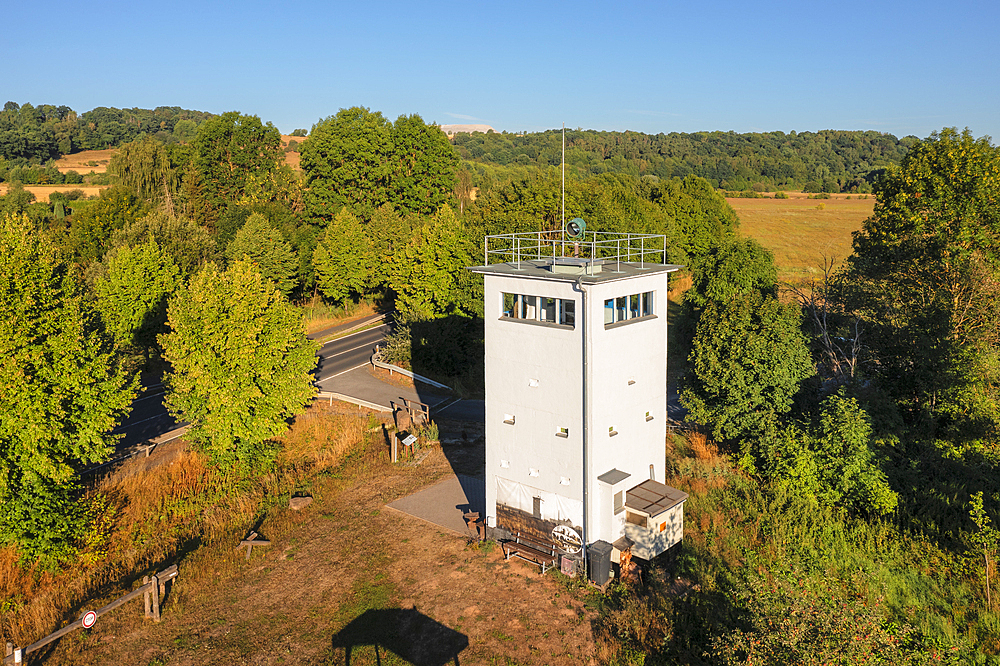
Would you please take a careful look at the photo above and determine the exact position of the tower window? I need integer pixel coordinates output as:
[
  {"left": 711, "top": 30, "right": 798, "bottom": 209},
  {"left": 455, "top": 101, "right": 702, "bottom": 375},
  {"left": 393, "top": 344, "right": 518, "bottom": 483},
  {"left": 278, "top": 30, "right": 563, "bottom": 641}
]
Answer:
[
  {"left": 502, "top": 292, "right": 575, "bottom": 329},
  {"left": 556, "top": 427, "right": 569, "bottom": 438},
  {"left": 606, "top": 290, "right": 657, "bottom": 328}
]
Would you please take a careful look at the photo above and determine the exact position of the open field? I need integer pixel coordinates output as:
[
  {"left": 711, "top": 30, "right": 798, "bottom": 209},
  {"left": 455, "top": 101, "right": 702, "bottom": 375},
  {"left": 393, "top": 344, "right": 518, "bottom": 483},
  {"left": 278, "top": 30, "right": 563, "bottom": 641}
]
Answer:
[
  {"left": 726, "top": 194, "right": 875, "bottom": 279},
  {"left": 0, "top": 183, "right": 107, "bottom": 201},
  {"left": 53, "top": 149, "right": 115, "bottom": 174},
  {"left": 281, "top": 134, "right": 304, "bottom": 170}
]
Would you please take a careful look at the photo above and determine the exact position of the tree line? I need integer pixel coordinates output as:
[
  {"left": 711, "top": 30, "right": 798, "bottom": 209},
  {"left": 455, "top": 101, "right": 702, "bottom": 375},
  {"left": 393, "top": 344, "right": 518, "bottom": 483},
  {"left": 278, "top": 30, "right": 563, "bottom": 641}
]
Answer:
[{"left": 453, "top": 127, "right": 918, "bottom": 193}]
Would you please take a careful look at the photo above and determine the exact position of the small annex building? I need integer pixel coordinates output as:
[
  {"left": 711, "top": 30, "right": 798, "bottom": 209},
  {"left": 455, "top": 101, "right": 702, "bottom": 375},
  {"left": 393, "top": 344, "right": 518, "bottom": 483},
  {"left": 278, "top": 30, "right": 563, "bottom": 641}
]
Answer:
[{"left": 469, "top": 229, "right": 688, "bottom": 569}]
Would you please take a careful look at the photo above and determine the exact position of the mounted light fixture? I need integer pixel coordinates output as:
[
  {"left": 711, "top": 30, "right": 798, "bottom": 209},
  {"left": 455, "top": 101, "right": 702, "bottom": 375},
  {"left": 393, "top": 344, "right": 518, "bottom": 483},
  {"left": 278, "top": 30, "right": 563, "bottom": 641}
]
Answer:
[{"left": 566, "top": 217, "right": 586, "bottom": 240}]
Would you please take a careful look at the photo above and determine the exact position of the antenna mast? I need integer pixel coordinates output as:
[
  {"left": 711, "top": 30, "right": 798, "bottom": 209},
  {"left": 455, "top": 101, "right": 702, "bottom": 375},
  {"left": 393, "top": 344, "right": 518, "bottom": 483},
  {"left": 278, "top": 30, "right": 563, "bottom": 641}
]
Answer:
[{"left": 562, "top": 123, "right": 565, "bottom": 236}]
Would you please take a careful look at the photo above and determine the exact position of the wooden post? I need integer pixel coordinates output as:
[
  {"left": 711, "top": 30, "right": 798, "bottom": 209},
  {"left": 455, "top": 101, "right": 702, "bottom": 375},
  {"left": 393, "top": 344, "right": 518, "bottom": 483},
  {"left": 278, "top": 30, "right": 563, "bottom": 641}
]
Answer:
[
  {"left": 143, "top": 576, "right": 151, "bottom": 618},
  {"left": 392, "top": 433, "right": 398, "bottom": 463},
  {"left": 150, "top": 574, "right": 161, "bottom": 622},
  {"left": 5, "top": 643, "right": 12, "bottom": 657}
]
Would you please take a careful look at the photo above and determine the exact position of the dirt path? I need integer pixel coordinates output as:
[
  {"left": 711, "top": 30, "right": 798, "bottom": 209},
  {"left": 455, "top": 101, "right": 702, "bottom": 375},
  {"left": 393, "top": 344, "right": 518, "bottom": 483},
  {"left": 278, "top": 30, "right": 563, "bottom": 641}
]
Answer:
[{"left": 40, "top": 431, "right": 596, "bottom": 665}]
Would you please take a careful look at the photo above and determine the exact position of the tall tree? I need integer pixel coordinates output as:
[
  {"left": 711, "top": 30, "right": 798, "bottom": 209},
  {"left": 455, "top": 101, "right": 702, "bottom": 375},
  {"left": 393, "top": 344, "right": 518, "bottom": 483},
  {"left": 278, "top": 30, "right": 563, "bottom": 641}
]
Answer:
[
  {"left": 301, "top": 107, "right": 393, "bottom": 221},
  {"left": 837, "top": 128, "right": 1000, "bottom": 435},
  {"left": 390, "top": 205, "right": 479, "bottom": 319},
  {"left": 681, "top": 291, "right": 814, "bottom": 442},
  {"left": 94, "top": 239, "right": 182, "bottom": 354},
  {"left": 225, "top": 213, "right": 298, "bottom": 295},
  {"left": 108, "top": 135, "right": 178, "bottom": 211},
  {"left": 0, "top": 214, "right": 137, "bottom": 562},
  {"left": 159, "top": 260, "right": 318, "bottom": 472},
  {"left": 190, "top": 112, "right": 282, "bottom": 222},
  {"left": 312, "top": 208, "right": 371, "bottom": 304},
  {"left": 390, "top": 113, "right": 460, "bottom": 215}
]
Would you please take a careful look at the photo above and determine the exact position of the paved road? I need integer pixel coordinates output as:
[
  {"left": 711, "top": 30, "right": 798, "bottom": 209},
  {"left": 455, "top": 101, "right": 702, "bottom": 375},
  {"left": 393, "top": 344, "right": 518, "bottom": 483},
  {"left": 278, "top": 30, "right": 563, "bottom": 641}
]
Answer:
[
  {"left": 114, "top": 323, "right": 392, "bottom": 447},
  {"left": 114, "top": 382, "right": 180, "bottom": 449},
  {"left": 315, "top": 324, "right": 389, "bottom": 382}
]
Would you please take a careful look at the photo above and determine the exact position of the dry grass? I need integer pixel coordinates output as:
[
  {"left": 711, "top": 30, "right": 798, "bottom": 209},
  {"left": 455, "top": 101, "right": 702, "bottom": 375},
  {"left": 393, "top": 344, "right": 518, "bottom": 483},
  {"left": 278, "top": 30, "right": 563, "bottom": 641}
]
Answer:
[
  {"left": 52, "top": 149, "right": 116, "bottom": 173},
  {"left": 0, "top": 404, "right": 370, "bottom": 650},
  {"left": 300, "top": 297, "right": 378, "bottom": 335},
  {"left": 0, "top": 184, "right": 107, "bottom": 202},
  {"left": 727, "top": 195, "right": 874, "bottom": 279}
]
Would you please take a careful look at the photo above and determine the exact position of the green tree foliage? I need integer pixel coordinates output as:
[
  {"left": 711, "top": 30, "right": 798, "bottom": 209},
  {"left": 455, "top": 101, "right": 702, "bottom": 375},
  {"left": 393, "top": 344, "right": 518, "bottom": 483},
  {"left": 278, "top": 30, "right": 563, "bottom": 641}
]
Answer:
[
  {"left": 111, "top": 211, "right": 216, "bottom": 275},
  {"left": 64, "top": 186, "right": 146, "bottom": 263},
  {"left": 302, "top": 107, "right": 460, "bottom": 220},
  {"left": 366, "top": 204, "right": 415, "bottom": 291},
  {"left": 750, "top": 393, "right": 898, "bottom": 515},
  {"left": 391, "top": 204, "right": 479, "bottom": 319},
  {"left": 686, "top": 237, "right": 776, "bottom": 308},
  {"left": 312, "top": 208, "right": 371, "bottom": 304},
  {"left": 225, "top": 213, "right": 298, "bottom": 295},
  {"left": 159, "top": 260, "right": 318, "bottom": 472},
  {"left": 94, "top": 239, "right": 182, "bottom": 353},
  {"left": 0, "top": 214, "right": 137, "bottom": 562},
  {"left": 390, "top": 113, "right": 460, "bottom": 215},
  {"left": 453, "top": 127, "right": 915, "bottom": 193},
  {"left": 681, "top": 291, "right": 814, "bottom": 442},
  {"left": 108, "top": 135, "right": 178, "bottom": 207},
  {"left": 190, "top": 112, "right": 282, "bottom": 221},
  {"left": 837, "top": 128, "right": 1000, "bottom": 436},
  {"left": 302, "top": 107, "right": 393, "bottom": 220}
]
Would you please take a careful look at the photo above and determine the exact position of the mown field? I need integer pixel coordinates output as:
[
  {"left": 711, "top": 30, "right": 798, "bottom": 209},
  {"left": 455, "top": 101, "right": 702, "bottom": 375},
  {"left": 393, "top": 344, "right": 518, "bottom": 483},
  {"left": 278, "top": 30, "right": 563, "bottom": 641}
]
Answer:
[{"left": 726, "top": 194, "right": 875, "bottom": 279}]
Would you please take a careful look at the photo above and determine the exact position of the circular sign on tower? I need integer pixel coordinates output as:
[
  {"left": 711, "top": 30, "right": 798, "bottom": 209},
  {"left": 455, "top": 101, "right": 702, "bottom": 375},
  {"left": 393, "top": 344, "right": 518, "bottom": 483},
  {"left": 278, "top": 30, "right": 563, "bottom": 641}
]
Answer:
[{"left": 81, "top": 610, "right": 97, "bottom": 629}]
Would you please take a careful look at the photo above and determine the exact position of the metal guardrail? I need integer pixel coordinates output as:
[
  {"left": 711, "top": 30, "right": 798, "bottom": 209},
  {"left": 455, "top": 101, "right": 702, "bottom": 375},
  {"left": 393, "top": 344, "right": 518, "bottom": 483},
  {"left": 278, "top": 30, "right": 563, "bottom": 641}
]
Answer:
[
  {"left": 371, "top": 347, "right": 452, "bottom": 390},
  {"left": 483, "top": 230, "right": 668, "bottom": 272},
  {"left": 316, "top": 390, "right": 392, "bottom": 412}
]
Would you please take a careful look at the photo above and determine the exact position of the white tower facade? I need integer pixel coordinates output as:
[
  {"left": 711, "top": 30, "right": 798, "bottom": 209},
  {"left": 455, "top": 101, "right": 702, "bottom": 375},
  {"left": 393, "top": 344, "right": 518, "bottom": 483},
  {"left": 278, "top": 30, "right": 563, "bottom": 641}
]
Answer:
[{"left": 471, "top": 233, "right": 687, "bottom": 561}]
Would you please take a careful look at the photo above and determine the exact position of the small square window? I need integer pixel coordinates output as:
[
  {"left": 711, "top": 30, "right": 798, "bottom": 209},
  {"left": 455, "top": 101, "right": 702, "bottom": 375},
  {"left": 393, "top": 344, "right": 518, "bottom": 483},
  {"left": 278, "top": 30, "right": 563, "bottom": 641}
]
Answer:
[
  {"left": 528, "top": 468, "right": 539, "bottom": 477},
  {"left": 500, "top": 459, "right": 510, "bottom": 468},
  {"left": 646, "top": 411, "right": 654, "bottom": 422},
  {"left": 560, "top": 476, "right": 571, "bottom": 486},
  {"left": 659, "top": 521, "right": 667, "bottom": 532},
  {"left": 503, "top": 414, "right": 515, "bottom": 425},
  {"left": 556, "top": 427, "right": 569, "bottom": 438},
  {"left": 614, "top": 491, "right": 624, "bottom": 513},
  {"left": 528, "top": 378, "right": 539, "bottom": 388},
  {"left": 608, "top": 426, "right": 618, "bottom": 437}
]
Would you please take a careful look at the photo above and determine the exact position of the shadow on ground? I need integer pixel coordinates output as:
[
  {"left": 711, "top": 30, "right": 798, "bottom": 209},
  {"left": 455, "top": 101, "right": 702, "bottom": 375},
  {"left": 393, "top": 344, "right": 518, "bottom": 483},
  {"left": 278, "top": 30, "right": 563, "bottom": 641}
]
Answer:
[{"left": 330, "top": 608, "right": 468, "bottom": 666}]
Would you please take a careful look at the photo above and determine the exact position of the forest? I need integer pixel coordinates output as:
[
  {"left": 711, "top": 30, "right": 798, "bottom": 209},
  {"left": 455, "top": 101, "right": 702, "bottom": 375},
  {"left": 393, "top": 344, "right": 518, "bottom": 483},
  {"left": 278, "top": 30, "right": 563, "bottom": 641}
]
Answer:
[
  {"left": 1, "top": 97, "right": 999, "bottom": 665},
  {"left": 453, "top": 127, "right": 918, "bottom": 193}
]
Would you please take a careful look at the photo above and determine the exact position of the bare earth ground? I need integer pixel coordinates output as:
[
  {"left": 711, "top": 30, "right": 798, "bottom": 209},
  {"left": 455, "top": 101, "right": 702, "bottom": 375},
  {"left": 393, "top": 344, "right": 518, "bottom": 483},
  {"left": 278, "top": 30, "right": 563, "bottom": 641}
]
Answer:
[
  {"left": 39, "top": 409, "right": 595, "bottom": 666},
  {"left": 281, "top": 135, "right": 303, "bottom": 171},
  {"left": 726, "top": 194, "right": 875, "bottom": 278},
  {"left": 0, "top": 184, "right": 107, "bottom": 202},
  {"left": 53, "top": 149, "right": 115, "bottom": 173}
]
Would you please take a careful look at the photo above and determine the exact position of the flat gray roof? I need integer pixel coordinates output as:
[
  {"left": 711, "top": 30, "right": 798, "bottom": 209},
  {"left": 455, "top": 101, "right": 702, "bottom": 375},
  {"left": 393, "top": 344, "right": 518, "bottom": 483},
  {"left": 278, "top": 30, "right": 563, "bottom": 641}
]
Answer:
[
  {"left": 597, "top": 468, "right": 632, "bottom": 485},
  {"left": 468, "top": 259, "right": 683, "bottom": 285}
]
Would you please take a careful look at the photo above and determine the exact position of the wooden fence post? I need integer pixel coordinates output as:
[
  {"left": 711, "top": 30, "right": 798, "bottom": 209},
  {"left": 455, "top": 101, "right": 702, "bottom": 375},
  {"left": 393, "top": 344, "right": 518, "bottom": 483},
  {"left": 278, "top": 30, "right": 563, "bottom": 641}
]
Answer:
[
  {"left": 143, "top": 576, "right": 151, "bottom": 618},
  {"left": 150, "top": 574, "right": 161, "bottom": 622}
]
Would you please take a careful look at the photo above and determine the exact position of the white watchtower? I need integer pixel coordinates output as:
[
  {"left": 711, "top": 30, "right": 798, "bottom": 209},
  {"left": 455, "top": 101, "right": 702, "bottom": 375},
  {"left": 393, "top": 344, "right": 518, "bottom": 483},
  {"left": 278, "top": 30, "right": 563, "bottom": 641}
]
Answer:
[{"left": 469, "top": 231, "right": 688, "bottom": 563}]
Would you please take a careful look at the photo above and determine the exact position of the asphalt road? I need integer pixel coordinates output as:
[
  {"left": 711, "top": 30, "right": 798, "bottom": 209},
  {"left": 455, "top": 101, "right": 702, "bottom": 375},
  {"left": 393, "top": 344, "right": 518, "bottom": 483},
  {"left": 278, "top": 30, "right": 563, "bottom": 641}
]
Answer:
[
  {"left": 314, "top": 324, "right": 390, "bottom": 383},
  {"left": 113, "top": 323, "right": 391, "bottom": 448}
]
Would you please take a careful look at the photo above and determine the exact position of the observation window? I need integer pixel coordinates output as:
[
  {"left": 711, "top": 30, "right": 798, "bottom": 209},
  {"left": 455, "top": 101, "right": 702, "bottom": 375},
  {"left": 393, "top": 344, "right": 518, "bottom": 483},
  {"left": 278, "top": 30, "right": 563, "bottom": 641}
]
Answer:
[{"left": 502, "top": 292, "right": 575, "bottom": 328}]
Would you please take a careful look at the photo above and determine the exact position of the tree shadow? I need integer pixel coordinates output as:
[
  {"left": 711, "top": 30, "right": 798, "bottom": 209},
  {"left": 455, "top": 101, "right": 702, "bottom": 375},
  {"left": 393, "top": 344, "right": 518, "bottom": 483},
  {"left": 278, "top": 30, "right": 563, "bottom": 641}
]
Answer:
[{"left": 330, "top": 608, "right": 468, "bottom": 666}]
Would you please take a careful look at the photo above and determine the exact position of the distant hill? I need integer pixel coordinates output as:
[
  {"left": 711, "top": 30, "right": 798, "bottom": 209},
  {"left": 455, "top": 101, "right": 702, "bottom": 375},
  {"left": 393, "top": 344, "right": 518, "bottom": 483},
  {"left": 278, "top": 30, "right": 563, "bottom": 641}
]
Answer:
[
  {"left": 440, "top": 124, "right": 495, "bottom": 136},
  {"left": 452, "top": 128, "right": 919, "bottom": 193}
]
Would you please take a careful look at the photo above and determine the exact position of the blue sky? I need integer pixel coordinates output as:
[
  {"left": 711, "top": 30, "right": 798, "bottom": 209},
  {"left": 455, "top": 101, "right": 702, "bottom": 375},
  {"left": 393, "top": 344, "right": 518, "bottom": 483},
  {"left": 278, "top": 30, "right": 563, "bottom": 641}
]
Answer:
[{"left": 3, "top": 0, "right": 997, "bottom": 140}]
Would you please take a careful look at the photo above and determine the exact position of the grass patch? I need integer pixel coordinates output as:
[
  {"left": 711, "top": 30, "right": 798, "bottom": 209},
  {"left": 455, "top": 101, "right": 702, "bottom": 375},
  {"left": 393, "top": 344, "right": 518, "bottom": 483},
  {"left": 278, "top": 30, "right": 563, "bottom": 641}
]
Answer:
[
  {"left": 727, "top": 195, "right": 874, "bottom": 280},
  {"left": 299, "top": 296, "right": 379, "bottom": 335}
]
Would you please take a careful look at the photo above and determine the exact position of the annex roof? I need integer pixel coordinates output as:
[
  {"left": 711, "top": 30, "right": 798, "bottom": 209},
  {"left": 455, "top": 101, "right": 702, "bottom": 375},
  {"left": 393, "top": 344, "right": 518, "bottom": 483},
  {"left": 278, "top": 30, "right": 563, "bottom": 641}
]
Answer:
[
  {"left": 625, "top": 479, "right": 688, "bottom": 517},
  {"left": 468, "top": 259, "right": 682, "bottom": 285},
  {"left": 597, "top": 468, "right": 632, "bottom": 486}
]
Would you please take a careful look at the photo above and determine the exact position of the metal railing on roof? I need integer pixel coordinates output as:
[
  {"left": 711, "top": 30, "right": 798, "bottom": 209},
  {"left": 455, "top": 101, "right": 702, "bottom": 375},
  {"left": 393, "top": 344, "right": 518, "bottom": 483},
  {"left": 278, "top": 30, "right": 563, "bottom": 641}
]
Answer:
[{"left": 483, "top": 231, "right": 668, "bottom": 273}]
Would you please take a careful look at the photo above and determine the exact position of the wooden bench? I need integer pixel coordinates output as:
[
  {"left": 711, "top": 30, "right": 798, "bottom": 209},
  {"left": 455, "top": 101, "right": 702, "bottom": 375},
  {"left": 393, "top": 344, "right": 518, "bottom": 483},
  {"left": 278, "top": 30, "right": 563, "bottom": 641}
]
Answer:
[{"left": 502, "top": 532, "right": 559, "bottom": 573}]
